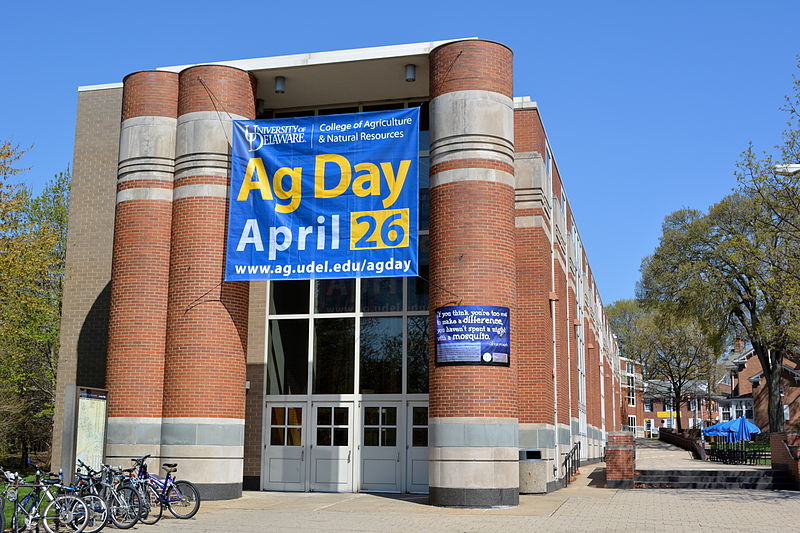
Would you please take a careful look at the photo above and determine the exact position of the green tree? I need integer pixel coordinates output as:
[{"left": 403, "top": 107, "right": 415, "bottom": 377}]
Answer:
[
  {"left": 0, "top": 144, "right": 70, "bottom": 464},
  {"left": 635, "top": 314, "right": 717, "bottom": 433},
  {"left": 638, "top": 193, "right": 794, "bottom": 432},
  {"left": 606, "top": 299, "right": 648, "bottom": 363},
  {"left": 737, "top": 58, "right": 800, "bottom": 349},
  {"left": 608, "top": 300, "right": 717, "bottom": 433}
]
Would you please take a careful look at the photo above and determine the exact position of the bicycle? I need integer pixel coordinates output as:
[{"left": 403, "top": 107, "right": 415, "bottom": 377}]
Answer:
[
  {"left": 91, "top": 463, "right": 141, "bottom": 529},
  {"left": 0, "top": 466, "right": 88, "bottom": 533},
  {"left": 72, "top": 460, "right": 112, "bottom": 533},
  {"left": 129, "top": 455, "right": 201, "bottom": 521}
]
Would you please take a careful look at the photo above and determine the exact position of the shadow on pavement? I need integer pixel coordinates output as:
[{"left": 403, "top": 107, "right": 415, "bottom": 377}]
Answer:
[{"left": 586, "top": 466, "right": 607, "bottom": 488}]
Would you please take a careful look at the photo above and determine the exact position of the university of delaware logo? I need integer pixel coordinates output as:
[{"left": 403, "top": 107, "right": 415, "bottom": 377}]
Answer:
[{"left": 244, "top": 123, "right": 308, "bottom": 150}]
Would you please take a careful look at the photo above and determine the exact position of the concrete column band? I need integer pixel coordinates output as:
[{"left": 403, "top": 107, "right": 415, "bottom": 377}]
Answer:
[
  {"left": 105, "top": 71, "right": 178, "bottom": 469},
  {"left": 161, "top": 65, "right": 256, "bottom": 500},
  {"left": 427, "top": 40, "right": 519, "bottom": 508}
]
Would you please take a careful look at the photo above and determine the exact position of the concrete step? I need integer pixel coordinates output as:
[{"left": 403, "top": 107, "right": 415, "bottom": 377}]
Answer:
[
  {"left": 634, "top": 468, "right": 796, "bottom": 491},
  {"left": 635, "top": 469, "right": 782, "bottom": 478},
  {"left": 635, "top": 480, "right": 797, "bottom": 490}
]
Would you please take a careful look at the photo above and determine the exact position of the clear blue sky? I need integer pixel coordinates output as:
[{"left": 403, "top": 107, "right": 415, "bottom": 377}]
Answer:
[{"left": 2, "top": 1, "right": 798, "bottom": 305}]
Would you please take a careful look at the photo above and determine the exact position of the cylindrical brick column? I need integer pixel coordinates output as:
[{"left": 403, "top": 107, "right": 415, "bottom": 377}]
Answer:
[
  {"left": 605, "top": 432, "right": 635, "bottom": 489},
  {"left": 106, "top": 71, "right": 178, "bottom": 465},
  {"left": 428, "top": 40, "right": 519, "bottom": 507},
  {"left": 162, "top": 65, "right": 256, "bottom": 500}
]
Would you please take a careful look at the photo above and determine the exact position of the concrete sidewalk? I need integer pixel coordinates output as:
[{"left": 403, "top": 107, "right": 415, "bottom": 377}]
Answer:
[{"left": 142, "top": 464, "right": 800, "bottom": 532}]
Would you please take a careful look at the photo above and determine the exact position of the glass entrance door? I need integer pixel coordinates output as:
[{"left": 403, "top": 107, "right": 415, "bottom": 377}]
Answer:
[
  {"left": 310, "top": 402, "right": 353, "bottom": 491},
  {"left": 264, "top": 403, "right": 306, "bottom": 491},
  {"left": 360, "top": 403, "right": 402, "bottom": 492}
]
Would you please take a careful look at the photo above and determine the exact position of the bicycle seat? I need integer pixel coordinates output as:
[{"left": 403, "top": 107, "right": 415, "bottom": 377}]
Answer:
[{"left": 162, "top": 463, "right": 177, "bottom": 473}]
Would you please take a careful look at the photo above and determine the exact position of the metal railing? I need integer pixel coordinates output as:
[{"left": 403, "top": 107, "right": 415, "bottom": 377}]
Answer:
[
  {"left": 562, "top": 441, "right": 581, "bottom": 486},
  {"left": 706, "top": 447, "right": 771, "bottom": 465}
]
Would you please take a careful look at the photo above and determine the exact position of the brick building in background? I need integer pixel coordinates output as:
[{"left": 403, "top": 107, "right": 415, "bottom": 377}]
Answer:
[
  {"left": 721, "top": 342, "right": 800, "bottom": 431},
  {"left": 52, "top": 39, "right": 622, "bottom": 507}
]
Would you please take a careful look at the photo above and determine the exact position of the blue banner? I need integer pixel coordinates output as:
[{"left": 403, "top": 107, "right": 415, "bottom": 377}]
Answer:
[
  {"left": 435, "top": 305, "right": 510, "bottom": 366},
  {"left": 225, "top": 108, "right": 419, "bottom": 280}
]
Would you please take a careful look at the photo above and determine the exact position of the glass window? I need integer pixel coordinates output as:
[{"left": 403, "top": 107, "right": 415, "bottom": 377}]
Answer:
[
  {"left": 267, "top": 319, "right": 308, "bottom": 395},
  {"left": 363, "top": 405, "right": 398, "bottom": 447},
  {"left": 274, "top": 110, "right": 315, "bottom": 118},
  {"left": 418, "top": 157, "right": 430, "bottom": 231},
  {"left": 315, "top": 405, "right": 349, "bottom": 447},
  {"left": 363, "top": 103, "right": 405, "bottom": 112},
  {"left": 269, "top": 406, "right": 302, "bottom": 446},
  {"left": 410, "top": 101, "right": 430, "bottom": 151},
  {"left": 318, "top": 106, "right": 359, "bottom": 116},
  {"left": 315, "top": 279, "right": 355, "bottom": 313},
  {"left": 407, "top": 316, "right": 429, "bottom": 393},
  {"left": 411, "top": 406, "right": 428, "bottom": 447},
  {"left": 269, "top": 280, "right": 309, "bottom": 314},
  {"left": 313, "top": 318, "right": 355, "bottom": 394},
  {"left": 361, "top": 277, "right": 403, "bottom": 313},
  {"left": 360, "top": 317, "right": 402, "bottom": 394},
  {"left": 407, "top": 235, "right": 429, "bottom": 312}
]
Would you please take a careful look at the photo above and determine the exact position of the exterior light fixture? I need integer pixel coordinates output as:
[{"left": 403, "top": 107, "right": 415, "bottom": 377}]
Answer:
[
  {"left": 275, "top": 76, "right": 286, "bottom": 94},
  {"left": 405, "top": 64, "right": 416, "bottom": 82}
]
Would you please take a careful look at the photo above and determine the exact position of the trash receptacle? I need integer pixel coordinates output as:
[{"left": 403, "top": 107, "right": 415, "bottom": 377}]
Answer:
[{"left": 519, "top": 449, "right": 547, "bottom": 494}]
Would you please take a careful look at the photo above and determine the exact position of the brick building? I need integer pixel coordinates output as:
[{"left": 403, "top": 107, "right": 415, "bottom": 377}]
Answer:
[
  {"left": 642, "top": 381, "right": 717, "bottom": 435},
  {"left": 722, "top": 342, "right": 800, "bottom": 431},
  {"left": 51, "top": 38, "right": 622, "bottom": 507}
]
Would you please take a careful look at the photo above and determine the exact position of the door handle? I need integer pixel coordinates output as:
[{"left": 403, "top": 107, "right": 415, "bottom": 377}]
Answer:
[
  {"left": 397, "top": 452, "right": 400, "bottom": 463},
  {"left": 301, "top": 449, "right": 305, "bottom": 461},
  {"left": 347, "top": 450, "right": 351, "bottom": 463}
]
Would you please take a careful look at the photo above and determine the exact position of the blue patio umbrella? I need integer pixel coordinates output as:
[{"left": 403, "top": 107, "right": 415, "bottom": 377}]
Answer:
[
  {"left": 724, "top": 416, "right": 761, "bottom": 443},
  {"left": 702, "top": 420, "right": 732, "bottom": 437}
]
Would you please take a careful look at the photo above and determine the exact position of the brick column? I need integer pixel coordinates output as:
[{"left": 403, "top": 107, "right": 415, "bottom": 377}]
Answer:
[
  {"left": 105, "top": 71, "right": 178, "bottom": 465},
  {"left": 605, "top": 432, "right": 634, "bottom": 489},
  {"left": 162, "top": 65, "right": 256, "bottom": 500},
  {"left": 770, "top": 432, "right": 800, "bottom": 488},
  {"left": 428, "top": 40, "right": 519, "bottom": 507}
]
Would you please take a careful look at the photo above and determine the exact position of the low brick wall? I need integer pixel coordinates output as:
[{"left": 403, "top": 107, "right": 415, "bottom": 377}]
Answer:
[
  {"left": 770, "top": 432, "right": 800, "bottom": 489},
  {"left": 606, "top": 432, "right": 635, "bottom": 489},
  {"left": 659, "top": 429, "right": 704, "bottom": 459}
]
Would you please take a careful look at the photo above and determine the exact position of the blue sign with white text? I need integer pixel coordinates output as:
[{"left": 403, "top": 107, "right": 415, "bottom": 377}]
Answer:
[
  {"left": 435, "top": 305, "right": 510, "bottom": 366},
  {"left": 225, "top": 108, "right": 419, "bottom": 280}
]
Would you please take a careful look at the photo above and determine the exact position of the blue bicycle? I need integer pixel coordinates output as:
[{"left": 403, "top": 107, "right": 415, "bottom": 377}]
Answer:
[{"left": 127, "top": 455, "right": 201, "bottom": 523}]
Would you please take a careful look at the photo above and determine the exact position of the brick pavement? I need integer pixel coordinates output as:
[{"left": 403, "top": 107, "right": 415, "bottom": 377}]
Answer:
[{"left": 144, "top": 464, "right": 800, "bottom": 532}]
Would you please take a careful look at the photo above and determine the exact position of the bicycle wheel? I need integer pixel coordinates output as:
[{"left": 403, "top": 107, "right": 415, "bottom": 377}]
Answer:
[
  {"left": 107, "top": 486, "right": 140, "bottom": 529},
  {"left": 165, "top": 480, "right": 201, "bottom": 519},
  {"left": 79, "top": 494, "right": 109, "bottom": 533},
  {"left": 138, "top": 483, "right": 162, "bottom": 525},
  {"left": 42, "top": 494, "right": 88, "bottom": 533}
]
